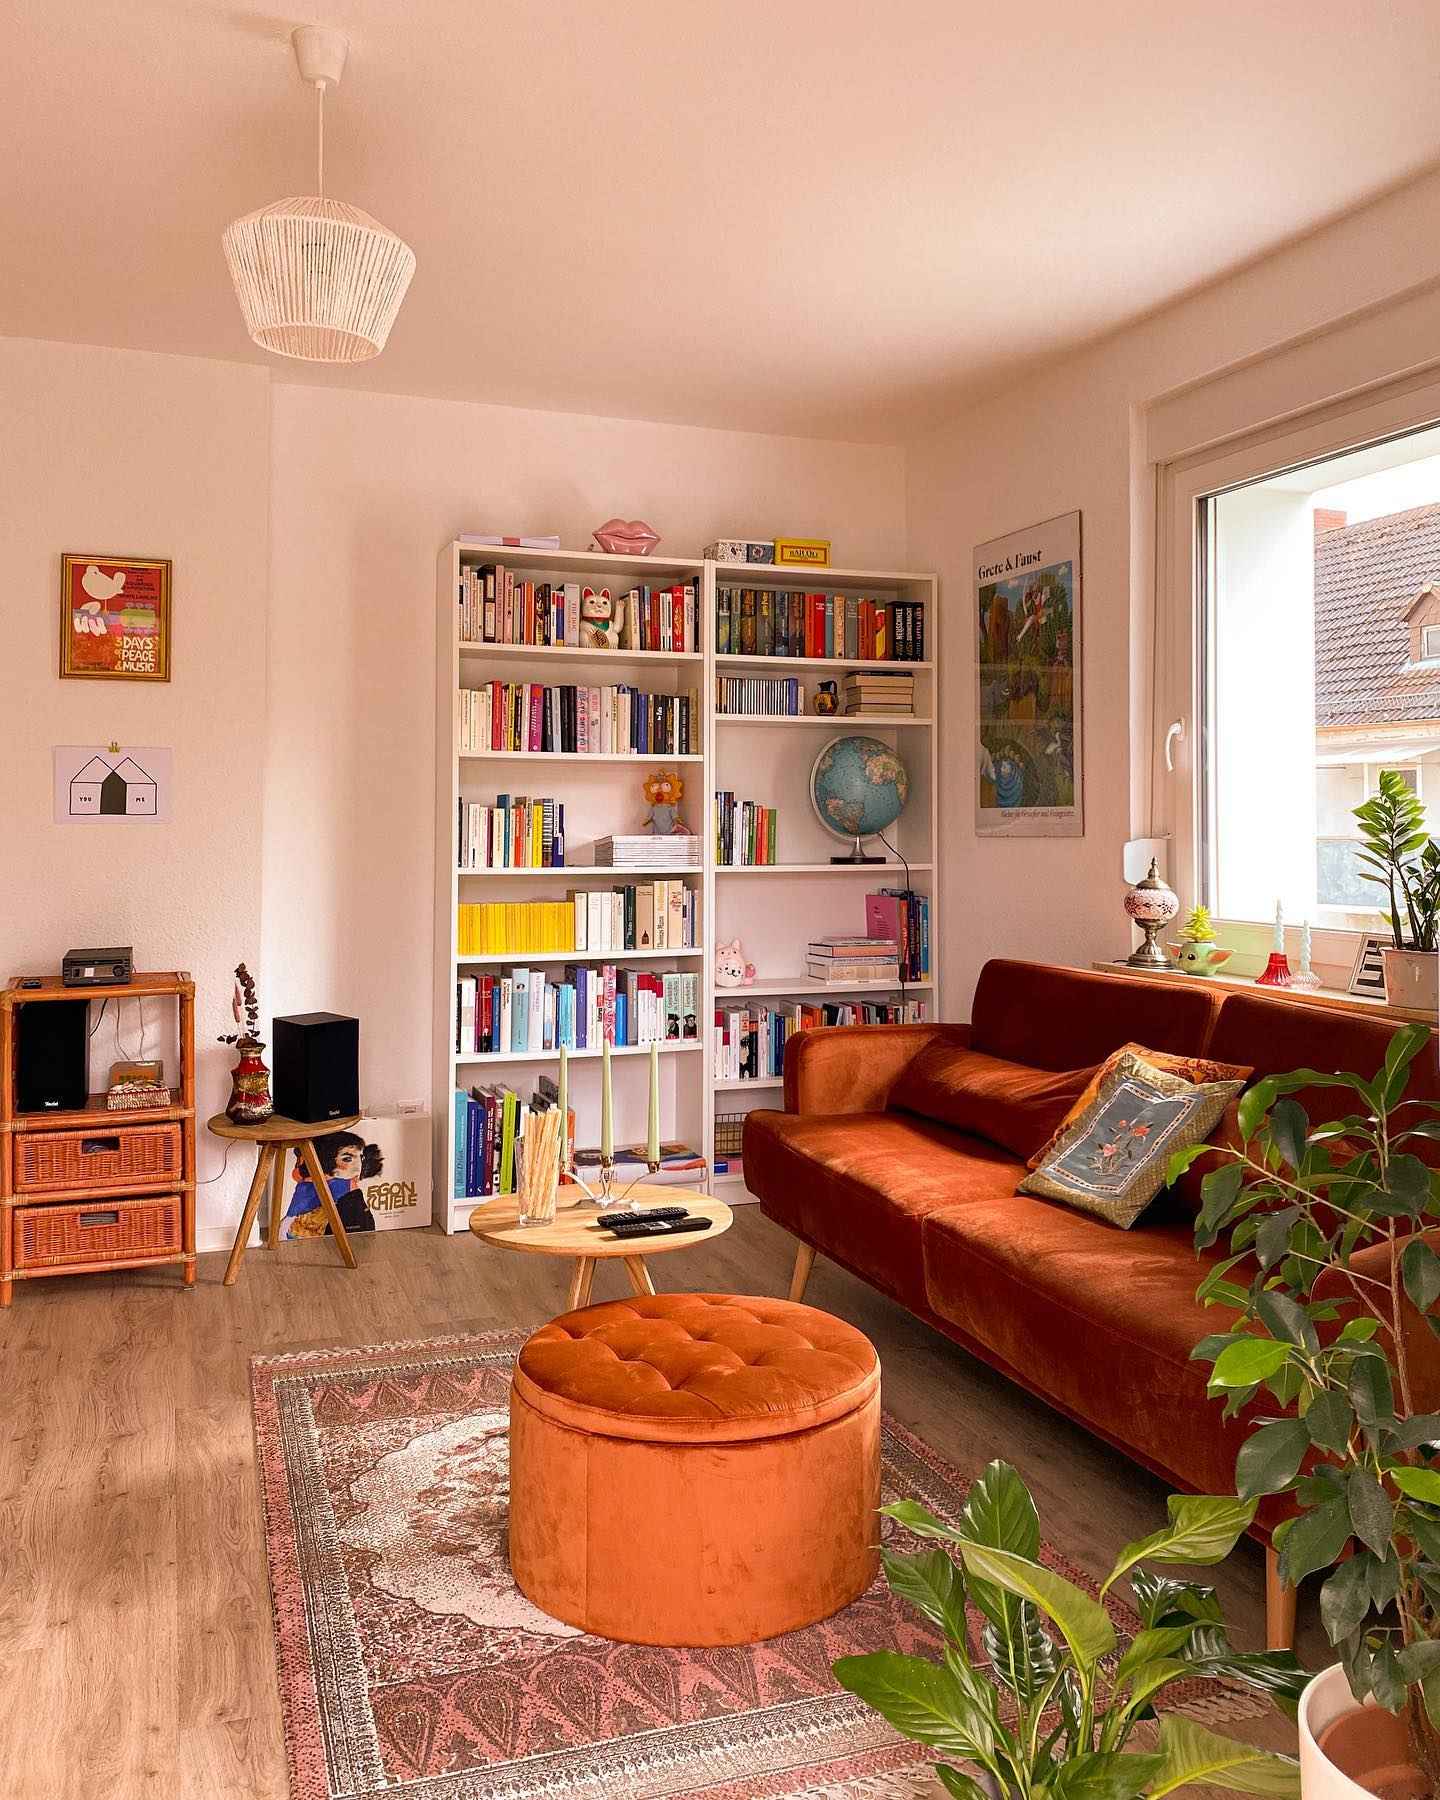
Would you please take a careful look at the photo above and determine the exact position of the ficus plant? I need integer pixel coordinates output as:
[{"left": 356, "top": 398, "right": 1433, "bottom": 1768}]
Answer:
[
  {"left": 833, "top": 1459, "right": 1304, "bottom": 1800},
  {"left": 1168, "top": 1020, "right": 1440, "bottom": 1784}
]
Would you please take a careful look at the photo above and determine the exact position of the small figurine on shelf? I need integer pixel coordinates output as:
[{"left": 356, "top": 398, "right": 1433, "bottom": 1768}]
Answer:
[
  {"left": 715, "top": 938, "right": 756, "bottom": 989},
  {"left": 218, "top": 961, "right": 272, "bottom": 1122},
  {"left": 642, "top": 769, "right": 691, "bottom": 836},
  {"left": 578, "top": 585, "right": 620, "bottom": 650},
  {"left": 1170, "top": 903, "right": 1233, "bottom": 977},
  {"left": 813, "top": 680, "right": 839, "bottom": 716},
  {"left": 1291, "top": 919, "right": 1323, "bottom": 991},
  {"left": 1254, "top": 899, "right": 1294, "bottom": 987}
]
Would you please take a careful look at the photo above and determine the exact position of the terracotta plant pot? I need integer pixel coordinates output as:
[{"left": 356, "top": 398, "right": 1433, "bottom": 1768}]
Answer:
[
  {"left": 1382, "top": 947, "right": 1439, "bottom": 1014},
  {"left": 1300, "top": 1664, "right": 1426, "bottom": 1800}
]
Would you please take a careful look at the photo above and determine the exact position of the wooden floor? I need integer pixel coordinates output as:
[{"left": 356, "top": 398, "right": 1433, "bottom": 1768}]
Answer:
[{"left": 0, "top": 1208, "right": 1319, "bottom": 1800}]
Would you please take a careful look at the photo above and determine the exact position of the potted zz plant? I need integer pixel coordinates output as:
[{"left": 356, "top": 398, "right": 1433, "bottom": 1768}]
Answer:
[
  {"left": 834, "top": 1458, "right": 1305, "bottom": 1800},
  {"left": 1172, "top": 1020, "right": 1440, "bottom": 1800},
  {"left": 1354, "top": 770, "right": 1440, "bottom": 1013}
]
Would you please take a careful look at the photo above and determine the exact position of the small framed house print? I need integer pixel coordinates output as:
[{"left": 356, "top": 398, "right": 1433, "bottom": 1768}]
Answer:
[{"left": 59, "top": 553, "right": 171, "bottom": 681}]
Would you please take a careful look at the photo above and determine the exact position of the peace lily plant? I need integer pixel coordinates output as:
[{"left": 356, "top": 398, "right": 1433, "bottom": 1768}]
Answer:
[
  {"left": 1170, "top": 1019, "right": 1440, "bottom": 1792},
  {"left": 833, "top": 1459, "right": 1305, "bottom": 1800}
]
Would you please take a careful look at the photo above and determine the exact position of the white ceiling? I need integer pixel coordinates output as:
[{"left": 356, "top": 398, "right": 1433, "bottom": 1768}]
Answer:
[{"left": 4, "top": 1, "right": 1440, "bottom": 442}]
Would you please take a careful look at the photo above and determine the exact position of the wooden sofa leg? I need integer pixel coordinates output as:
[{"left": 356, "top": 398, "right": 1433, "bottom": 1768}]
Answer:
[
  {"left": 1265, "top": 1547, "right": 1296, "bottom": 1651},
  {"left": 788, "top": 1242, "right": 817, "bottom": 1303}
]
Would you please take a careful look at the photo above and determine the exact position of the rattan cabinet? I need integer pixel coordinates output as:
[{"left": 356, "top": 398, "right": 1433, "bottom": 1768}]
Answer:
[{"left": 0, "top": 971, "right": 196, "bottom": 1306}]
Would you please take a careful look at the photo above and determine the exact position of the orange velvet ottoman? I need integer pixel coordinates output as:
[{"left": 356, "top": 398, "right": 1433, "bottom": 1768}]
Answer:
[{"left": 508, "top": 1293, "right": 881, "bottom": 1645}]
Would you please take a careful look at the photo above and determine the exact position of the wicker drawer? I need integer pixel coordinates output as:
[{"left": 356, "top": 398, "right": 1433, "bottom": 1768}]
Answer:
[
  {"left": 14, "top": 1122, "right": 182, "bottom": 1193},
  {"left": 14, "top": 1194, "right": 183, "bottom": 1270}
]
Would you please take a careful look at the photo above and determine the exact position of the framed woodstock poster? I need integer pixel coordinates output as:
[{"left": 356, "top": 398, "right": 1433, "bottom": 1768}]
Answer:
[
  {"left": 974, "top": 511, "right": 1083, "bottom": 837},
  {"left": 59, "top": 553, "right": 171, "bottom": 681}
]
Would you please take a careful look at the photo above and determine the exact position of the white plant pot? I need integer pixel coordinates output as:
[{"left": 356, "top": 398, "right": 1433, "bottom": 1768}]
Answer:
[
  {"left": 1382, "top": 947, "right": 1439, "bottom": 1014},
  {"left": 1299, "top": 1662, "right": 1415, "bottom": 1800}
]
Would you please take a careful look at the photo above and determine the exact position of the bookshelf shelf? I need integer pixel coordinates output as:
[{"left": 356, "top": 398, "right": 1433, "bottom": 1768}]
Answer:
[
  {"left": 436, "top": 542, "right": 940, "bottom": 1230},
  {"left": 715, "top": 653, "right": 933, "bottom": 674},
  {"left": 457, "top": 865, "right": 701, "bottom": 878},
  {"left": 459, "top": 751, "right": 705, "bottom": 764},
  {"left": 716, "top": 714, "right": 933, "bottom": 728},
  {"left": 459, "top": 949, "right": 703, "bottom": 966},
  {"left": 457, "top": 1042, "right": 703, "bottom": 1066}
]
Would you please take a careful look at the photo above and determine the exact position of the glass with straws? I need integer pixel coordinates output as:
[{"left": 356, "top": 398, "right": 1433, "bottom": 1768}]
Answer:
[{"left": 516, "top": 1104, "right": 563, "bottom": 1227}]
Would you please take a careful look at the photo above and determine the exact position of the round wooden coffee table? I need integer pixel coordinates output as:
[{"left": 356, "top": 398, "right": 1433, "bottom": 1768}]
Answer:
[{"left": 469, "top": 1185, "right": 732, "bottom": 1310}]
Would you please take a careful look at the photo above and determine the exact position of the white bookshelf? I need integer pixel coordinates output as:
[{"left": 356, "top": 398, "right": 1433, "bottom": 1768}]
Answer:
[{"left": 434, "top": 544, "right": 940, "bottom": 1230}]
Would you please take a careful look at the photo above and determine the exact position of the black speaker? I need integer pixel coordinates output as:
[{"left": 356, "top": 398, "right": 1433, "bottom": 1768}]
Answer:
[
  {"left": 273, "top": 1012, "right": 359, "bottom": 1123},
  {"left": 17, "top": 1000, "right": 89, "bottom": 1113}
]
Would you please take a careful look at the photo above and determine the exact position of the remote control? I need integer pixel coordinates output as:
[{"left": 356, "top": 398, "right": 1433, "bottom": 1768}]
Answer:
[
  {"left": 611, "top": 1206, "right": 689, "bottom": 1224},
  {"left": 600, "top": 1215, "right": 714, "bottom": 1239}
]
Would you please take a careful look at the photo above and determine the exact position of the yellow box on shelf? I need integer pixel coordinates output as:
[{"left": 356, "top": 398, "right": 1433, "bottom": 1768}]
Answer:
[{"left": 774, "top": 537, "right": 831, "bottom": 568}]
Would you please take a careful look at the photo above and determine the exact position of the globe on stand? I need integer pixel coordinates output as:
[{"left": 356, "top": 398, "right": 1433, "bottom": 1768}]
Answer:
[{"left": 809, "top": 735, "right": 910, "bottom": 864}]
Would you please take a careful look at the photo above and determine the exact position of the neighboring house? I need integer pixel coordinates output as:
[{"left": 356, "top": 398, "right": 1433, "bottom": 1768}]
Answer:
[{"left": 1314, "top": 503, "right": 1440, "bottom": 908}]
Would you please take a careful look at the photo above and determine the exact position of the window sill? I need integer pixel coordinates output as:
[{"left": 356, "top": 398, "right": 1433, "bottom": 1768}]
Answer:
[{"left": 1091, "top": 959, "right": 1429, "bottom": 1025}]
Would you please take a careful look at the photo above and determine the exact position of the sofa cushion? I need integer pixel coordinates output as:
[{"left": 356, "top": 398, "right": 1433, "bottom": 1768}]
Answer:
[
  {"left": 970, "top": 959, "right": 1223, "bottom": 1072},
  {"left": 744, "top": 1107, "right": 1026, "bottom": 1314},
  {"left": 921, "top": 1195, "right": 1251, "bottom": 1497},
  {"left": 890, "top": 1045, "right": 1097, "bottom": 1160},
  {"left": 1028, "top": 1041, "right": 1253, "bottom": 1169}
]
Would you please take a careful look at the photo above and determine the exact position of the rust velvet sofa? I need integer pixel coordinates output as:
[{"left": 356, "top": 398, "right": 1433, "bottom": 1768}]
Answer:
[{"left": 742, "top": 958, "right": 1440, "bottom": 1649}]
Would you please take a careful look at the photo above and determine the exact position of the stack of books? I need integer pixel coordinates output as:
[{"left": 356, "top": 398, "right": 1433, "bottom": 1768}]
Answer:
[
  {"left": 457, "top": 795, "right": 565, "bottom": 870},
  {"left": 844, "top": 671, "right": 915, "bottom": 716},
  {"left": 457, "top": 966, "right": 700, "bottom": 1054},
  {"left": 806, "top": 935, "right": 901, "bottom": 984},
  {"left": 714, "top": 792, "right": 778, "bottom": 865},
  {"left": 457, "top": 682, "right": 700, "bottom": 756},
  {"left": 453, "top": 1077, "right": 574, "bottom": 1200},
  {"left": 714, "top": 997, "right": 929, "bottom": 1081},
  {"left": 459, "top": 567, "right": 698, "bottom": 653},
  {"left": 457, "top": 881, "right": 698, "bottom": 955},
  {"left": 715, "top": 589, "right": 926, "bottom": 661},
  {"left": 715, "top": 675, "right": 805, "bottom": 716},
  {"left": 592, "top": 834, "right": 701, "bottom": 868},
  {"left": 573, "top": 1143, "right": 707, "bottom": 1190},
  {"left": 866, "top": 889, "right": 931, "bottom": 981}
]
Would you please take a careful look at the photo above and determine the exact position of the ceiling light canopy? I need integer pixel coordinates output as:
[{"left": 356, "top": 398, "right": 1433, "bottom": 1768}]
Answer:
[{"left": 222, "top": 26, "right": 415, "bottom": 365}]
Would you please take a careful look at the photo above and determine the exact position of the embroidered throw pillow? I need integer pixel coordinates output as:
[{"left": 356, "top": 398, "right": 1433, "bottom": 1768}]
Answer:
[
  {"left": 1026, "top": 1041, "right": 1253, "bottom": 1169},
  {"left": 1018, "top": 1051, "right": 1246, "bottom": 1228}
]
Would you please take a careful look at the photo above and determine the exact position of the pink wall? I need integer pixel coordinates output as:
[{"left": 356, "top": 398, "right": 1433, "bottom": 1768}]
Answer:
[
  {"left": 907, "top": 166, "right": 1440, "bottom": 1016},
  {"left": 0, "top": 338, "right": 270, "bottom": 1235}
]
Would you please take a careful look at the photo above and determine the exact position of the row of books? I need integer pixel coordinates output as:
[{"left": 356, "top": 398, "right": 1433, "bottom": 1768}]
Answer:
[
  {"left": 807, "top": 934, "right": 900, "bottom": 984},
  {"left": 457, "top": 795, "right": 565, "bottom": 870},
  {"left": 715, "top": 589, "right": 926, "bottom": 661},
  {"left": 714, "top": 792, "right": 778, "bottom": 866},
  {"left": 457, "top": 882, "right": 698, "bottom": 955},
  {"left": 452, "top": 1086, "right": 705, "bottom": 1201},
  {"left": 713, "top": 998, "right": 929, "bottom": 1081},
  {"left": 715, "top": 675, "right": 806, "bottom": 717},
  {"left": 866, "top": 888, "right": 931, "bottom": 981},
  {"left": 457, "top": 683, "right": 701, "bottom": 756},
  {"left": 459, "top": 567, "right": 700, "bottom": 653},
  {"left": 593, "top": 833, "right": 700, "bottom": 867},
  {"left": 844, "top": 671, "right": 915, "bottom": 716},
  {"left": 457, "top": 968, "right": 700, "bottom": 1055}
]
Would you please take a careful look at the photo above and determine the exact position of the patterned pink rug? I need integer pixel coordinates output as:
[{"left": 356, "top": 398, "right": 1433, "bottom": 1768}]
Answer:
[{"left": 251, "top": 1329, "right": 1264, "bottom": 1800}]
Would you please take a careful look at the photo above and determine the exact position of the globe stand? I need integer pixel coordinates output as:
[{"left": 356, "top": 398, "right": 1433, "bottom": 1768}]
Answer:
[{"left": 830, "top": 834, "right": 885, "bottom": 864}]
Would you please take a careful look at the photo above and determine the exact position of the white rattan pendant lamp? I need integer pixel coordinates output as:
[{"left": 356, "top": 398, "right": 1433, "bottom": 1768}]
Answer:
[{"left": 222, "top": 26, "right": 416, "bottom": 364}]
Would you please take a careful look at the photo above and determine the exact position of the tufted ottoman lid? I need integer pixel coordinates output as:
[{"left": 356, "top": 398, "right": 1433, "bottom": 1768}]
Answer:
[{"left": 512, "top": 1294, "right": 880, "bottom": 1444}]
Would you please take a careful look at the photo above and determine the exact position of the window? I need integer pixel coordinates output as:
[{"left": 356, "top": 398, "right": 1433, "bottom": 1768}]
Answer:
[{"left": 1158, "top": 390, "right": 1440, "bottom": 936}]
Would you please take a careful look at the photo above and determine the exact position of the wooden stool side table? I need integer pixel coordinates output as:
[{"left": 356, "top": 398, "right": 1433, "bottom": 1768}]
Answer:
[{"left": 208, "top": 1112, "right": 362, "bottom": 1285}]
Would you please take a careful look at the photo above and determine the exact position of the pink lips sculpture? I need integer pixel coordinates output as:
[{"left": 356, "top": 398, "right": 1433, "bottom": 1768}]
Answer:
[{"left": 592, "top": 518, "right": 661, "bottom": 556}]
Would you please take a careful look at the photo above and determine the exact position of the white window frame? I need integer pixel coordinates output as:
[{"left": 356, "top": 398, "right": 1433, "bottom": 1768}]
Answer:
[
  {"left": 1154, "top": 368, "right": 1440, "bottom": 954},
  {"left": 1421, "top": 625, "right": 1440, "bottom": 663}
]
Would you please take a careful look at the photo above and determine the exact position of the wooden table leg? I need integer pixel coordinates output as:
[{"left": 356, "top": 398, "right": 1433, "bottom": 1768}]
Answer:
[
  {"left": 299, "top": 1139, "right": 357, "bottom": 1270},
  {"left": 566, "top": 1257, "right": 596, "bottom": 1310},
  {"left": 224, "top": 1145, "right": 276, "bottom": 1287},
  {"left": 268, "top": 1146, "right": 286, "bottom": 1247},
  {"left": 788, "top": 1241, "right": 816, "bottom": 1303},
  {"left": 623, "top": 1256, "right": 656, "bottom": 1297}
]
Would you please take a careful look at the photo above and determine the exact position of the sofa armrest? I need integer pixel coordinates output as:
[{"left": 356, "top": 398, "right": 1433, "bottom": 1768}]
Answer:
[
  {"left": 783, "top": 1022, "right": 969, "bottom": 1116},
  {"left": 1314, "top": 1228, "right": 1440, "bottom": 1411}
]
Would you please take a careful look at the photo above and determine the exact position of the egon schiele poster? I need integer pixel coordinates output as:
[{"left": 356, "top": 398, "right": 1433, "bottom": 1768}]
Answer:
[{"left": 974, "top": 510, "right": 1083, "bottom": 838}]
